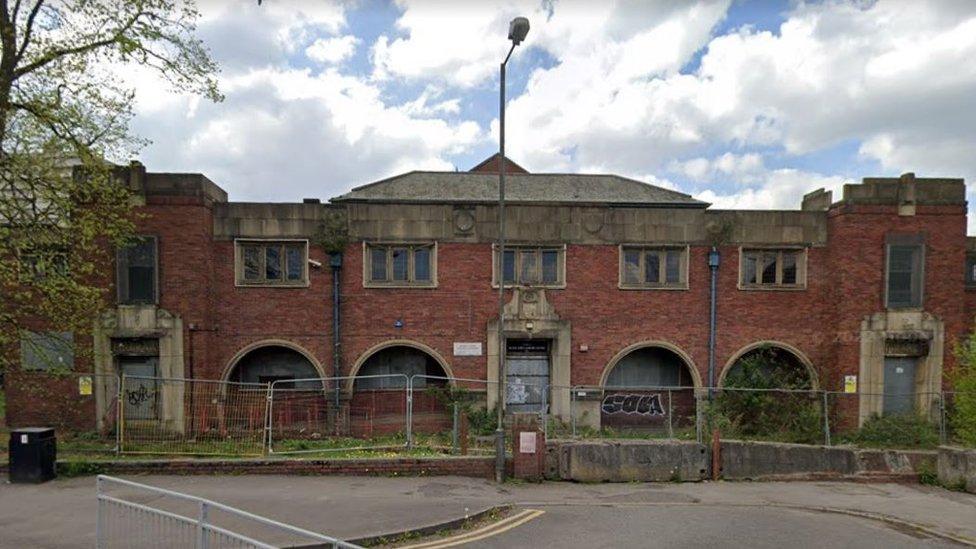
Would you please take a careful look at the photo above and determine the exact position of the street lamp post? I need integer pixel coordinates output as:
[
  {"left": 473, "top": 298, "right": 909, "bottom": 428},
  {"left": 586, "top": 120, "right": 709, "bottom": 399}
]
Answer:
[{"left": 495, "top": 16, "right": 530, "bottom": 484}]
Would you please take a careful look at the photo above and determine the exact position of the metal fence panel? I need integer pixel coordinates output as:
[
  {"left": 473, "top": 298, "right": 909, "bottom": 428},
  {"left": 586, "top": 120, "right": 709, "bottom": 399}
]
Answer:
[
  {"left": 120, "top": 375, "right": 269, "bottom": 456},
  {"left": 268, "top": 374, "right": 410, "bottom": 455}
]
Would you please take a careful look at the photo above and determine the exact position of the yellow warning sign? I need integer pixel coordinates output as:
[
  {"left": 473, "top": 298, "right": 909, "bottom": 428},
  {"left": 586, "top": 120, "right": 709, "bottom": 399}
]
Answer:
[
  {"left": 79, "top": 376, "right": 93, "bottom": 396},
  {"left": 844, "top": 375, "right": 857, "bottom": 394}
]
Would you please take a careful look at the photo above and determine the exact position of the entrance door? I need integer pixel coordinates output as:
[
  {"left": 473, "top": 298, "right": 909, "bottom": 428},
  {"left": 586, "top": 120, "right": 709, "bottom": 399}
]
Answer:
[
  {"left": 883, "top": 357, "right": 916, "bottom": 416},
  {"left": 120, "top": 356, "right": 160, "bottom": 420},
  {"left": 505, "top": 340, "right": 549, "bottom": 413}
]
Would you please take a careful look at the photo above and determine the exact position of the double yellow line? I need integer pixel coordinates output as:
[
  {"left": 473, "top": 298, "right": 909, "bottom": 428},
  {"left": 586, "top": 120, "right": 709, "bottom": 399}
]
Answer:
[{"left": 399, "top": 508, "right": 546, "bottom": 548}]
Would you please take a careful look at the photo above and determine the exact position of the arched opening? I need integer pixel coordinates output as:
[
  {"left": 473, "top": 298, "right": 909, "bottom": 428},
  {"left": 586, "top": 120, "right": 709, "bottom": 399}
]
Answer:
[
  {"left": 604, "top": 346, "right": 695, "bottom": 388},
  {"left": 600, "top": 344, "right": 698, "bottom": 432},
  {"left": 717, "top": 343, "right": 822, "bottom": 444},
  {"left": 721, "top": 344, "right": 816, "bottom": 390},
  {"left": 228, "top": 345, "right": 321, "bottom": 389},
  {"left": 351, "top": 344, "right": 451, "bottom": 436},
  {"left": 353, "top": 345, "right": 449, "bottom": 390}
]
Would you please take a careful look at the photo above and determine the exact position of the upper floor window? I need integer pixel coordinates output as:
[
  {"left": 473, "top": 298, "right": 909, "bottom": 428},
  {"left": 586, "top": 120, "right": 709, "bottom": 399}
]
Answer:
[
  {"left": 365, "top": 243, "right": 436, "bottom": 287},
  {"left": 236, "top": 239, "right": 308, "bottom": 287},
  {"left": 619, "top": 246, "right": 687, "bottom": 289},
  {"left": 117, "top": 236, "right": 158, "bottom": 303},
  {"left": 739, "top": 248, "right": 806, "bottom": 289},
  {"left": 493, "top": 245, "right": 565, "bottom": 287},
  {"left": 886, "top": 235, "right": 924, "bottom": 308},
  {"left": 19, "top": 247, "right": 68, "bottom": 282},
  {"left": 966, "top": 253, "right": 976, "bottom": 288}
]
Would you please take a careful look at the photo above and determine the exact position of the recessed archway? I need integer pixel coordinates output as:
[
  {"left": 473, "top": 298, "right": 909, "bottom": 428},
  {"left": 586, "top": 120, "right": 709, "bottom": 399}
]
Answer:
[
  {"left": 719, "top": 341, "right": 819, "bottom": 390},
  {"left": 599, "top": 340, "right": 702, "bottom": 389},
  {"left": 223, "top": 340, "right": 325, "bottom": 388},
  {"left": 346, "top": 339, "right": 454, "bottom": 391}
]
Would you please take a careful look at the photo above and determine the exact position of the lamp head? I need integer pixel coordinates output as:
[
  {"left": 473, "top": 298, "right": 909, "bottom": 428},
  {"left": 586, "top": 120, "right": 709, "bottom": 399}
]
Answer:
[{"left": 508, "top": 17, "right": 530, "bottom": 45}]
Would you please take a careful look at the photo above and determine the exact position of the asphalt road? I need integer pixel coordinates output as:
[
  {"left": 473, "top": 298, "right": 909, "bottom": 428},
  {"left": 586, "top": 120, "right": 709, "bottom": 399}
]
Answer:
[
  {"left": 468, "top": 504, "right": 960, "bottom": 549},
  {"left": 2, "top": 475, "right": 974, "bottom": 548}
]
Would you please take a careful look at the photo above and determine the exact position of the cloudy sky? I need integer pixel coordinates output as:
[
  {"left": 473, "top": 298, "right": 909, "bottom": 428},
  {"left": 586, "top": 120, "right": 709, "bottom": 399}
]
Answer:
[{"left": 129, "top": 0, "right": 976, "bottom": 229}]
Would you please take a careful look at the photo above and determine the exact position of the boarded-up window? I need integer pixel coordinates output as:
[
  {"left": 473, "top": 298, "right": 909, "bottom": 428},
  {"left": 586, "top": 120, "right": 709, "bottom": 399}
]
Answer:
[
  {"left": 117, "top": 237, "right": 158, "bottom": 304},
  {"left": 886, "top": 241, "right": 923, "bottom": 308},
  {"left": 21, "top": 331, "right": 74, "bottom": 371},
  {"left": 236, "top": 240, "right": 308, "bottom": 286}
]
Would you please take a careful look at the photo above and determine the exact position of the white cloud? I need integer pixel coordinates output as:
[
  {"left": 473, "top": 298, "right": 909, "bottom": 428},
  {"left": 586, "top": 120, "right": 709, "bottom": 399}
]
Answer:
[
  {"left": 128, "top": 1, "right": 483, "bottom": 201},
  {"left": 123, "top": 0, "right": 976, "bottom": 234},
  {"left": 306, "top": 35, "right": 360, "bottom": 64},
  {"left": 694, "top": 166, "right": 847, "bottom": 210},
  {"left": 670, "top": 152, "right": 765, "bottom": 184}
]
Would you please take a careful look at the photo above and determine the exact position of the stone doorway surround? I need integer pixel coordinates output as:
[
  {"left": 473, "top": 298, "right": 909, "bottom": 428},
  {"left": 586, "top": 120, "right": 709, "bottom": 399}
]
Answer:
[
  {"left": 858, "top": 310, "right": 943, "bottom": 425},
  {"left": 93, "top": 305, "right": 185, "bottom": 432},
  {"left": 486, "top": 287, "right": 571, "bottom": 419}
]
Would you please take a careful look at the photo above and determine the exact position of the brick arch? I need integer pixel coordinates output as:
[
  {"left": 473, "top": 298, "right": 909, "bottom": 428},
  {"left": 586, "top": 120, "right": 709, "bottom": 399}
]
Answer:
[
  {"left": 719, "top": 340, "right": 819, "bottom": 390},
  {"left": 345, "top": 339, "right": 455, "bottom": 392},
  {"left": 220, "top": 339, "right": 326, "bottom": 382},
  {"left": 598, "top": 340, "right": 703, "bottom": 390}
]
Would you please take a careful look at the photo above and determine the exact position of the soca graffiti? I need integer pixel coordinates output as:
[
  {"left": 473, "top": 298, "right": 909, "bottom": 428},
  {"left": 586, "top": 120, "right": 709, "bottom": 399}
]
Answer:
[{"left": 601, "top": 393, "right": 665, "bottom": 416}]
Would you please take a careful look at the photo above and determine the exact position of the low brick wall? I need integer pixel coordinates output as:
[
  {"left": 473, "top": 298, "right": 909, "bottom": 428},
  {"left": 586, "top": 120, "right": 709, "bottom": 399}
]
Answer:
[
  {"left": 44, "top": 456, "right": 498, "bottom": 479},
  {"left": 937, "top": 446, "right": 976, "bottom": 493}
]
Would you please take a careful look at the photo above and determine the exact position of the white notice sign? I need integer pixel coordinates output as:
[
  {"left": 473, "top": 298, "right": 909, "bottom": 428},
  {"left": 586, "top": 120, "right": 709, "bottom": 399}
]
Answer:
[
  {"left": 453, "top": 342, "right": 483, "bottom": 356},
  {"left": 519, "top": 432, "right": 536, "bottom": 454}
]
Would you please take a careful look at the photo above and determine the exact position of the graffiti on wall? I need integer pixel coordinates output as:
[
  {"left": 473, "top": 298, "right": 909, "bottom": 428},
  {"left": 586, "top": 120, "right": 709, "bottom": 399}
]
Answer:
[{"left": 601, "top": 393, "right": 665, "bottom": 416}]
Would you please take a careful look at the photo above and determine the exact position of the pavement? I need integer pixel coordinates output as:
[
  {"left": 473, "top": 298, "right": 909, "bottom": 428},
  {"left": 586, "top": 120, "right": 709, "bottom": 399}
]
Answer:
[{"left": 1, "top": 475, "right": 974, "bottom": 547}]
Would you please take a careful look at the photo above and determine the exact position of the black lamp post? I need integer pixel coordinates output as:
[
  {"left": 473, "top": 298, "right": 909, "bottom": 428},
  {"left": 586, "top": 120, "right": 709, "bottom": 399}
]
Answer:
[{"left": 495, "top": 16, "right": 530, "bottom": 484}]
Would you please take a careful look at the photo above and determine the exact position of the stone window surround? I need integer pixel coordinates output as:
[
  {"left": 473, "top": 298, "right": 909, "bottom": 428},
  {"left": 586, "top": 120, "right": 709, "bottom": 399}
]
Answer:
[
  {"left": 362, "top": 241, "right": 438, "bottom": 288},
  {"left": 737, "top": 245, "right": 808, "bottom": 291},
  {"left": 234, "top": 238, "right": 309, "bottom": 288},
  {"left": 491, "top": 243, "right": 567, "bottom": 289},
  {"left": 884, "top": 233, "right": 925, "bottom": 310},
  {"left": 617, "top": 244, "right": 690, "bottom": 290}
]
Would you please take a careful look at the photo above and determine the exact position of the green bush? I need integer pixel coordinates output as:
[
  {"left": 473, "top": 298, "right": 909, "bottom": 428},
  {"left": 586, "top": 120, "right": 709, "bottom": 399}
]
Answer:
[
  {"left": 713, "top": 347, "right": 822, "bottom": 444},
  {"left": 424, "top": 385, "right": 497, "bottom": 436},
  {"left": 845, "top": 413, "right": 939, "bottom": 449},
  {"left": 950, "top": 334, "right": 976, "bottom": 447}
]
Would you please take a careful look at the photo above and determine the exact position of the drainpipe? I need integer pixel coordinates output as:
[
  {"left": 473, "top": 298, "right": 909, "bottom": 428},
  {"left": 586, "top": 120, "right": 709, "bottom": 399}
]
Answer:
[
  {"left": 707, "top": 247, "right": 721, "bottom": 399},
  {"left": 330, "top": 252, "right": 342, "bottom": 411}
]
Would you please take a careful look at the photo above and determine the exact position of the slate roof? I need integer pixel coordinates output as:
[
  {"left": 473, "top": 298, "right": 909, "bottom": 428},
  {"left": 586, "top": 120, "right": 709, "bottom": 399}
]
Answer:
[{"left": 331, "top": 171, "right": 708, "bottom": 208}]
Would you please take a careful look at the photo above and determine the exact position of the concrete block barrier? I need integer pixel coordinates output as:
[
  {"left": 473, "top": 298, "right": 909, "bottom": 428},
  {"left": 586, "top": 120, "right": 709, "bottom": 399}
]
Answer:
[{"left": 937, "top": 446, "right": 976, "bottom": 493}]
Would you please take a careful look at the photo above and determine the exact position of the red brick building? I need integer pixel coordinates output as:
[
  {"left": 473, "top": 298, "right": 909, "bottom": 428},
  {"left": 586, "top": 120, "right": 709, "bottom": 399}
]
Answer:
[{"left": 5, "top": 155, "right": 972, "bottom": 431}]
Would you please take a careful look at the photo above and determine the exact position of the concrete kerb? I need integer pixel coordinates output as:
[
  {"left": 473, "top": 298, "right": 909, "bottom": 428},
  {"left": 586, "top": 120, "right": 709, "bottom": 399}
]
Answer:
[
  {"left": 508, "top": 500, "right": 976, "bottom": 547},
  {"left": 346, "top": 504, "right": 513, "bottom": 547}
]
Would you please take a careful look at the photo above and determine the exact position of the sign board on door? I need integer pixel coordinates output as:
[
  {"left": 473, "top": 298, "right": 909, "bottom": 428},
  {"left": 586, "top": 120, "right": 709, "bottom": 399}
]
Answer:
[
  {"left": 519, "top": 432, "right": 536, "bottom": 454},
  {"left": 453, "top": 342, "right": 483, "bottom": 356}
]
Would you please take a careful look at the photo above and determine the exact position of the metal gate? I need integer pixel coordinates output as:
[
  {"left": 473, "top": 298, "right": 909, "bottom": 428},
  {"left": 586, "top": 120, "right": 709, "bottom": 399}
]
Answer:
[{"left": 505, "top": 339, "right": 549, "bottom": 413}]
